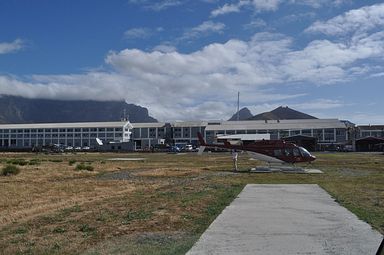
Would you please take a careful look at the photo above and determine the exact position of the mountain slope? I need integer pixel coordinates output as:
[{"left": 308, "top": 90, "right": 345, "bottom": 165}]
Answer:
[
  {"left": 0, "top": 95, "right": 157, "bottom": 123},
  {"left": 248, "top": 106, "right": 317, "bottom": 120},
  {"left": 228, "top": 107, "right": 253, "bottom": 121}
]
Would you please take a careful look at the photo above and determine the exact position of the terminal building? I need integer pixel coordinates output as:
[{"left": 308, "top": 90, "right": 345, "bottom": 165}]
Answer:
[{"left": 0, "top": 118, "right": 358, "bottom": 151}]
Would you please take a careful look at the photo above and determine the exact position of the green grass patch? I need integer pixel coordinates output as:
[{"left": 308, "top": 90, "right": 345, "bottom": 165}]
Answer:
[
  {"left": 1, "top": 165, "right": 21, "bottom": 176},
  {"left": 75, "top": 163, "right": 94, "bottom": 171},
  {"left": 122, "top": 209, "right": 153, "bottom": 224},
  {"left": 68, "top": 159, "right": 76, "bottom": 166},
  {"left": 6, "top": 158, "right": 28, "bottom": 166},
  {"left": 49, "top": 159, "right": 63, "bottom": 163}
]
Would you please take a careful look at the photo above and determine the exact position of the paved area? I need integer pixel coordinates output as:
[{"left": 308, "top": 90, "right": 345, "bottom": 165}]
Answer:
[
  {"left": 187, "top": 184, "right": 383, "bottom": 255},
  {"left": 249, "top": 167, "right": 323, "bottom": 174}
]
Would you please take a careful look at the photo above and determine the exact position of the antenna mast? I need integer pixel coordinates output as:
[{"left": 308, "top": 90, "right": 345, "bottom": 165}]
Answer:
[{"left": 237, "top": 91, "right": 240, "bottom": 121}]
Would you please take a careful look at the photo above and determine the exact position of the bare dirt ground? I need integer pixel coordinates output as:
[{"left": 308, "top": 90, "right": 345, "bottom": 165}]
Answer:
[{"left": 0, "top": 152, "right": 383, "bottom": 254}]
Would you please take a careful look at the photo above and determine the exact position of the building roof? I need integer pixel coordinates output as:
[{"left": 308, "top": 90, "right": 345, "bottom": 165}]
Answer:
[
  {"left": 358, "top": 125, "right": 384, "bottom": 130},
  {"left": 131, "top": 122, "right": 166, "bottom": 128},
  {"left": 173, "top": 121, "right": 208, "bottom": 127},
  {"left": 0, "top": 119, "right": 347, "bottom": 131},
  {"left": 205, "top": 119, "right": 346, "bottom": 131}
]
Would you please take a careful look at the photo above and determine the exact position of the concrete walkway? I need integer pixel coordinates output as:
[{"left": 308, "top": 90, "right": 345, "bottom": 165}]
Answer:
[{"left": 187, "top": 184, "right": 383, "bottom": 255}]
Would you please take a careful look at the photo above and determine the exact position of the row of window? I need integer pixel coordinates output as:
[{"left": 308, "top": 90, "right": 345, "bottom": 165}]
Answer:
[
  {"left": 0, "top": 128, "right": 123, "bottom": 133},
  {"left": 0, "top": 133, "right": 123, "bottom": 138},
  {"left": 360, "top": 131, "right": 384, "bottom": 138}
]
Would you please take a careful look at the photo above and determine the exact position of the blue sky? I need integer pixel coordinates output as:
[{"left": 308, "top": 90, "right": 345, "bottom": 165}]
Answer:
[{"left": 0, "top": 0, "right": 384, "bottom": 124}]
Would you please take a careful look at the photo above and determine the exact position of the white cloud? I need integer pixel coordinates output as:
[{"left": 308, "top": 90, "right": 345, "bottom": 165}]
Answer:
[
  {"left": 306, "top": 3, "right": 384, "bottom": 36},
  {"left": 251, "top": 0, "right": 281, "bottom": 11},
  {"left": 124, "top": 27, "right": 164, "bottom": 40},
  {"left": 243, "top": 18, "right": 267, "bottom": 30},
  {"left": 180, "top": 21, "right": 225, "bottom": 40},
  {"left": 152, "top": 44, "right": 177, "bottom": 53},
  {"left": 1, "top": 24, "right": 383, "bottom": 121},
  {"left": 0, "top": 39, "right": 24, "bottom": 54},
  {"left": 370, "top": 72, "right": 384, "bottom": 78},
  {"left": 124, "top": 28, "right": 151, "bottom": 39},
  {"left": 291, "top": 99, "right": 345, "bottom": 110},
  {"left": 289, "top": 0, "right": 348, "bottom": 8},
  {"left": 129, "top": 0, "right": 184, "bottom": 11},
  {"left": 211, "top": 0, "right": 281, "bottom": 17},
  {"left": 211, "top": 0, "right": 248, "bottom": 17}
]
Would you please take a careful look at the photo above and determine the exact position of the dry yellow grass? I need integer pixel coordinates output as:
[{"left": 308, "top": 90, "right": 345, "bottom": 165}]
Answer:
[{"left": 0, "top": 152, "right": 383, "bottom": 255}]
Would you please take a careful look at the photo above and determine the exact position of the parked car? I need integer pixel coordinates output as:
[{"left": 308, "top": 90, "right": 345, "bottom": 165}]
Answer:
[
  {"left": 169, "top": 146, "right": 181, "bottom": 153},
  {"left": 184, "top": 144, "right": 193, "bottom": 151}
]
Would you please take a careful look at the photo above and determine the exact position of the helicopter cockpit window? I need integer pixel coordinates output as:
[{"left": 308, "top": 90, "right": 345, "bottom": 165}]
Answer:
[
  {"left": 293, "top": 148, "right": 300, "bottom": 157},
  {"left": 284, "top": 148, "right": 292, "bottom": 156},
  {"left": 299, "top": 147, "right": 311, "bottom": 157}
]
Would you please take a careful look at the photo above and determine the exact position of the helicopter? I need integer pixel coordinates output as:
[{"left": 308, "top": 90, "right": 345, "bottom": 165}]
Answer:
[{"left": 197, "top": 132, "right": 316, "bottom": 164}]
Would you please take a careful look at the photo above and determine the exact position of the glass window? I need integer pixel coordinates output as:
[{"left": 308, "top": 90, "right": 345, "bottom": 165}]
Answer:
[{"left": 141, "top": 128, "right": 148, "bottom": 138}]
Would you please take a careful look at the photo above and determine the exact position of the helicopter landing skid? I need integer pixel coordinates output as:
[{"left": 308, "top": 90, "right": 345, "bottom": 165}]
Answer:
[{"left": 250, "top": 166, "right": 322, "bottom": 174}]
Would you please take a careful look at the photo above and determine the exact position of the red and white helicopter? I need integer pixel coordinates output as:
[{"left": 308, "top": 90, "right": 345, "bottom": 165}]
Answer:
[{"left": 197, "top": 132, "right": 316, "bottom": 164}]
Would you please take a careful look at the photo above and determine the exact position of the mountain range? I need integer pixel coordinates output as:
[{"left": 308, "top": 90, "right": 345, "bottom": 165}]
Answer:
[
  {"left": 0, "top": 95, "right": 317, "bottom": 124},
  {"left": 0, "top": 95, "right": 157, "bottom": 124},
  {"left": 229, "top": 106, "right": 317, "bottom": 121}
]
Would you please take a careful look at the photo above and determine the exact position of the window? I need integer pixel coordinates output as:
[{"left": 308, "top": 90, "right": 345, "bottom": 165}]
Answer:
[
  {"left": 141, "top": 128, "right": 148, "bottom": 138},
  {"left": 302, "top": 129, "right": 312, "bottom": 136}
]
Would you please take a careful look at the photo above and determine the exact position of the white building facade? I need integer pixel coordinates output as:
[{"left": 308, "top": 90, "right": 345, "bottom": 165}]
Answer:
[{"left": 0, "top": 119, "right": 352, "bottom": 151}]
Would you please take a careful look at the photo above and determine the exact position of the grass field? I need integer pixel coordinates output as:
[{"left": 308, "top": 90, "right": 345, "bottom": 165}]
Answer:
[{"left": 0, "top": 151, "right": 383, "bottom": 254}]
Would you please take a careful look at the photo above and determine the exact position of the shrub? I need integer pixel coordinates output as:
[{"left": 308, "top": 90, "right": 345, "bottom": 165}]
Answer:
[
  {"left": 1, "top": 165, "right": 21, "bottom": 176},
  {"left": 7, "top": 159, "right": 28, "bottom": 166},
  {"left": 49, "top": 159, "right": 63, "bottom": 163},
  {"left": 68, "top": 160, "right": 76, "bottom": 166},
  {"left": 75, "top": 163, "right": 94, "bottom": 171},
  {"left": 28, "top": 159, "right": 40, "bottom": 165}
]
